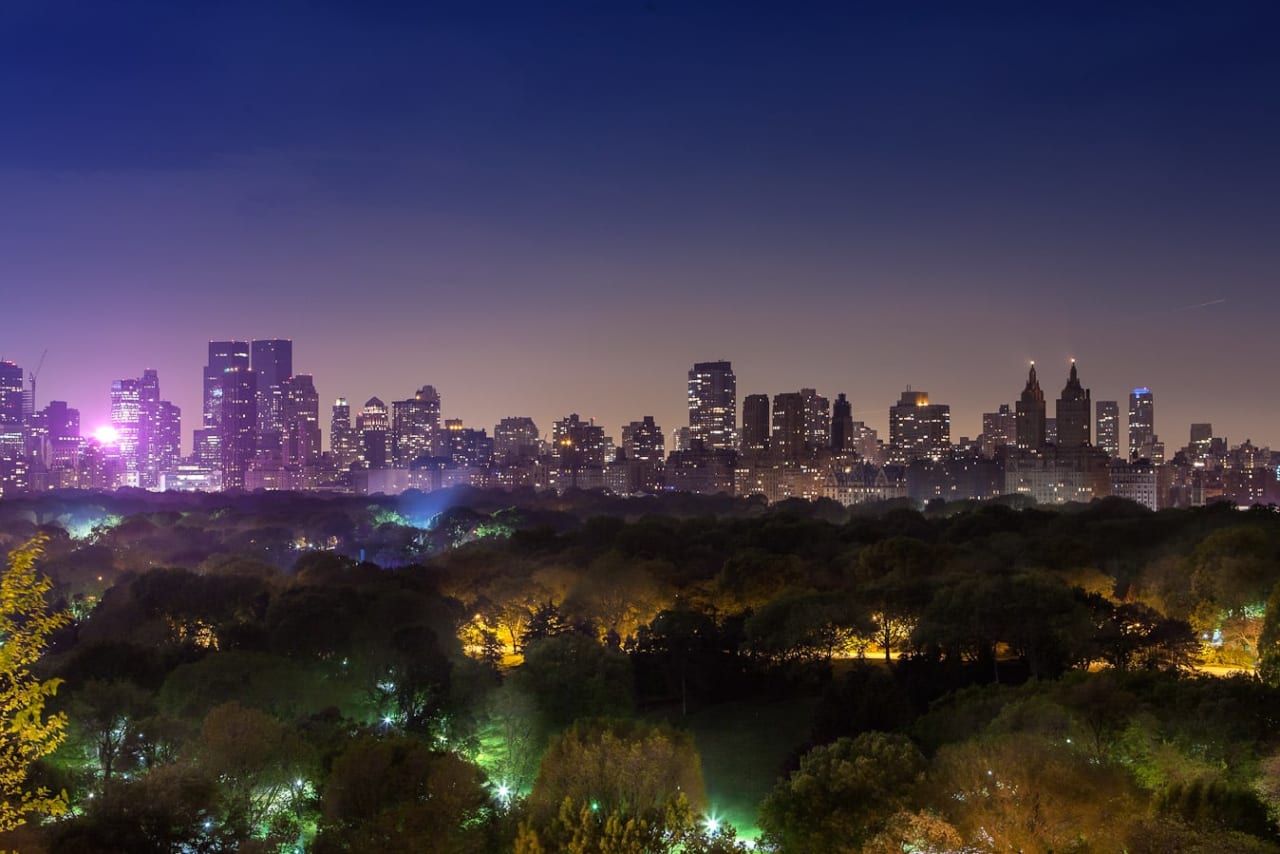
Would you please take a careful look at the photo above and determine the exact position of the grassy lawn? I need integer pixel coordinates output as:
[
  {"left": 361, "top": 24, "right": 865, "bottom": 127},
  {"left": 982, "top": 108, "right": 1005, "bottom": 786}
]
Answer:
[{"left": 648, "top": 695, "right": 819, "bottom": 842}]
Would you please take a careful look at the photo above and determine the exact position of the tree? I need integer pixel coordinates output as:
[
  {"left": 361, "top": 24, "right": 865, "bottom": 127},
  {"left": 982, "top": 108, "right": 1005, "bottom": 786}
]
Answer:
[
  {"left": 510, "top": 635, "right": 633, "bottom": 731},
  {"left": 1256, "top": 580, "right": 1280, "bottom": 686},
  {"left": 0, "top": 535, "right": 71, "bottom": 831},
  {"left": 758, "top": 732, "right": 925, "bottom": 852},
  {"left": 70, "top": 678, "right": 152, "bottom": 789}
]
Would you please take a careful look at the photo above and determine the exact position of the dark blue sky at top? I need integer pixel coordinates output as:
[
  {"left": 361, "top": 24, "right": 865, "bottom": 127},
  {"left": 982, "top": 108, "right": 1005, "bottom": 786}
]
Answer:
[{"left": 1, "top": 1, "right": 1278, "bottom": 447}]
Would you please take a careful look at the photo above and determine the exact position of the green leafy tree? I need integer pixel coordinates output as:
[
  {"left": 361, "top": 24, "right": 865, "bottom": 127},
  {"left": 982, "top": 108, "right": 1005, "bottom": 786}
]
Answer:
[
  {"left": 0, "top": 535, "right": 71, "bottom": 831},
  {"left": 759, "top": 732, "right": 925, "bottom": 852},
  {"left": 1256, "top": 580, "right": 1280, "bottom": 686}
]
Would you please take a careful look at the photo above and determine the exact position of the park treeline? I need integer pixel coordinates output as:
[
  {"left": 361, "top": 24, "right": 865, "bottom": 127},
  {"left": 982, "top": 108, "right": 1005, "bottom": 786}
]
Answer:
[{"left": 5, "top": 490, "right": 1280, "bottom": 851}]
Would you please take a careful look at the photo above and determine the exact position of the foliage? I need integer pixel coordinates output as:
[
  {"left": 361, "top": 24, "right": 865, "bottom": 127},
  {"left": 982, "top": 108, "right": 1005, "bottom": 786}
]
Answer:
[
  {"left": 758, "top": 732, "right": 925, "bottom": 852},
  {"left": 0, "top": 535, "right": 70, "bottom": 830}
]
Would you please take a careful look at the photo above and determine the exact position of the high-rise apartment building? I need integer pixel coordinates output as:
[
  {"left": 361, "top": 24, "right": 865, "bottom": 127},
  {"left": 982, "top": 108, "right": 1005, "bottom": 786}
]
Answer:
[
  {"left": 1129, "top": 387, "right": 1155, "bottom": 461},
  {"left": 771, "top": 392, "right": 807, "bottom": 462},
  {"left": 888, "top": 389, "right": 951, "bottom": 462},
  {"left": 687, "top": 361, "right": 737, "bottom": 450},
  {"left": 494, "top": 417, "right": 540, "bottom": 463},
  {"left": 1096, "top": 400, "right": 1120, "bottom": 459},
  {"left": 1015, "top": 363, "right": 1046, "bottom": 452},
  {"left": 1055, "top": 361, "right": 1091, "bottom": 449},
  {"left": 622, "top": 416, "right": 665, "bottom": 464},
  {"left": 392, "top": 385, "right": 441, "bottom": 466},
  {"left": 981, "top": 404, "right": 1015, "bottom": 457},
  {"left": 801, "top": 388, "right": 830, "bottom": 452},
  {"left": 741, "top": 394, "right": 770, "bottom": 456}
]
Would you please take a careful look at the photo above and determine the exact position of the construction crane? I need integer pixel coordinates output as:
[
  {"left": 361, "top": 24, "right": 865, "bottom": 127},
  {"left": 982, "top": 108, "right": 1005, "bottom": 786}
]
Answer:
[{"left": 27, "top": 349, "right": 47, "bottom": 416}]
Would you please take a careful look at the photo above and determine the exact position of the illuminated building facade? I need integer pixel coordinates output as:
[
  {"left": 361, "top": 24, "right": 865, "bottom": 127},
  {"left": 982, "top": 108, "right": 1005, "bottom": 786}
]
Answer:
[
  {"left": 251, "top": 339, "right": 293, "bottom": 451},
  {"left": 1129, "top": 387, "right": 1155, "bottom": 460},
  {"left": 888, "top": 389, "right": 950, "bottom": 463},
  {"left": 981, "top": 404, "right": 1015, "bottom": 457},
  {"left": 219, "top": 367, "right": 258, "bottom": 490},
  {"left": 494, "top": 417, "right": 539, "bottom": 463},
  {"left": 688, "top": 361, "right": 737, "bottom": 451},
  {"left": 281, "top": 374, "right": 321, "bottom": 467},
  {"left": 1096, "top": 400, "right": 1120, "bottom": 459},
  {"left": 330, "top": 398, "right": 358, "bottom": 469},
  {"left": 0, "top": 360, "right": 26, "bottom": 495},
  {"left": 392, "top": 385, "right": 441, "bottom": 466},
  {"left": 357, "top": 397, "right": 391, "bottom": 469}
]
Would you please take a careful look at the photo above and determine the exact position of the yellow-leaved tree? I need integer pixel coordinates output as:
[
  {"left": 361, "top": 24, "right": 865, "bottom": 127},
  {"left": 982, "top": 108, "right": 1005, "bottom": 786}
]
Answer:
[{"left": 0, "top": 535, "right": 69, "bottom": 831}]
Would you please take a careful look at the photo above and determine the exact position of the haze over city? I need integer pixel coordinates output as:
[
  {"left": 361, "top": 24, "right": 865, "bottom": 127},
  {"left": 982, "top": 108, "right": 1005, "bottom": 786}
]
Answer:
[{"left": 3, "top": 2, "right": 1279, "bottom": 447}]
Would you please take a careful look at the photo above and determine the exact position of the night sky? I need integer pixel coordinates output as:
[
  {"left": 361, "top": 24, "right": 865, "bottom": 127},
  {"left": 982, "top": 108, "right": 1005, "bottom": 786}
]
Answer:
[{"left": 3, "top": 2, "right": 1278, "bottom": 449}]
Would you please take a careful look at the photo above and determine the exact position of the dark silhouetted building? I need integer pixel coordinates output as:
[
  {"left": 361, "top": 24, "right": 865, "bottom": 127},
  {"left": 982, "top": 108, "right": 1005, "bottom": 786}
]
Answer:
[
  {"left": 1015, "top": 363, "right": 1046, "bottom": 452},
  {"left": 1055, "top": 361, "right": 1091, "bottom": 449},
  {"left": 1129, "top": 387, "right": 1155, "bottom": 460},
  {"left": 741, "top": 394, "right": 770, "bottom": 456},
  {"left": 831, "top": 393, "right": 854, "bottom": 453},
  {"left": 219, "top": 367, "right": 258, "bottom": 489}
]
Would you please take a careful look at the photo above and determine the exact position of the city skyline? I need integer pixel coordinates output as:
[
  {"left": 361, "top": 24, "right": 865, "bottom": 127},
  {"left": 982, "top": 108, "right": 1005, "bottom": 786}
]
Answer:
[
  {"left": 0, "top": 343, "right": 1270, "bottom": 457},
  {"left": 2, "top": 4, "right": 1278, "bottom": 450}
]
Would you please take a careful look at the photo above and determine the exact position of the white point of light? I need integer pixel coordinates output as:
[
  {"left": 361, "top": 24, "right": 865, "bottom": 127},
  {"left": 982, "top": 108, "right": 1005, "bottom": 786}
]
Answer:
[{"left": 93, "top": 425, "right": 119, "bottom": 445}]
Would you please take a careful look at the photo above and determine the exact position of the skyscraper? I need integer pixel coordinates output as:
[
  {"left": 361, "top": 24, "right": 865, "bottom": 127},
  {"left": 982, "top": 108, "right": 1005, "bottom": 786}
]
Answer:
[
  {"left": 219, "top": 367, "right": 258, "bottom": 490},
  {"left": 771, "top": 392, "right": 807, "bottom": 461},
  {"left": 357, "top": 397, "right": 391, "bottom": 469},
  {"left": 888, "top": 389, "right": 951, "bottom": 462},
  {"left": 687, "top": 361, "right": 737, "bottom": 450},
  {"left": 1015, "top": 363, "right": 1046, "bottom": 452},
  {"left": 741, "top": 394, "right": 770, "bottom": 456},
  {"left": 1096, "top": 400, "right": 1120, "bottom": 459},
  {"left": 281, "top": 374, "right": 321, "bottom": 467},
  {"left": 1128, "top": 387, "right": 1155, "bottom": 460},
  {"left": 494, "top": 417, "right": 540, "bottom": 463},
  {"left": 392, "top": 385, "right": 441, "bottom": 466},
  {"left": 330, "top": 398, "right": 358, "bottom": 469},
  {"left": 109, "top": 378, "right": 141, "bottom": 486},
  {"left": 1055, "top": 360, "right": 1091, "bottom": 448},
  {"left": 830, "top": 393, "right": 854, "bottom": 453},
  {"left": 200, "top": 340, "right": 248, "bottom": 465},
  {"left": 0, "top": 361, "right": 26, "bottom": 495},
  {"left": 251, "top": 339, "right": 293, "bottom": 450},
  {"left": 801, "top": 388, "right": 830, "bottom": 452}
]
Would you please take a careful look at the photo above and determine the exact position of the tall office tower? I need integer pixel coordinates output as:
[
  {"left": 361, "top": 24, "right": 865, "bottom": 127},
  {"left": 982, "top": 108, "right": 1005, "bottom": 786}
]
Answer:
[
  {"left": 830, "top": 393, "right": 854, "bottom": 452},
  {"left": 251, "top": 339, "right": 293, "bottom": 450},
  {"left": 1055, "top": 360, "right": 1091, "bottom": 449},
  {"left": 1096, "top": 400, "right": 1120, "bottom": 459},
  {"left": 152, "top": 402, "right": 182, "bottom": 477},
  {"left": 136, "top": 370, "right": 160, "bottom": 487},
  {"left": 1014, "top": 363, "right": 1046, "bottom": 452},
  {"left": 801, "top": 388, "right": 830, "bottom": 451},
  {"left": 0, "top": 361, "right": 26, "bottom": 495},
  {"left": 687, "top": 361, "right": 737, "bottom": 450},
  {"left": 1128, "top": 387, "right": 1155, "bottom": 460},
  {"left": 357, "top": 397, "right": 391, "bottom": 469},
  {"left": 42, "top": 401, "right": 80, "bottom": 470},
  {"left": 330, "top": 398, "right": 359, "bottom": 469},
  {"left": 109, "top": 378, "right": 142, "bottom": 485},
  {"left": 622, "top": 416, "right": 665, "bottom": 463},
  {"left": 981, "top": 404, "right": 1015, "bottom": 457},
  {"left": 391, "top": 385, "right": 441, "bottom": 466},
  {"left": 219, "top": 367, "right": 258, "bottom": 490},
  {"left": 494, "top": 417, "right": 540, "bottom": 463},
  {"left": 888, "top": 389, "right": 951, "bottom": 462},
  {"left": 672, "top": 427, "right": 692, "bottom": 453},
  {"left": 203, "top": 340, "right": 249, "bottom": 432},
  {"left": 741, "top": 394, "right": 770, "bottom": 455},
  {"left": 281, "top": 374, "right": 321, "bottom": 467}
]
